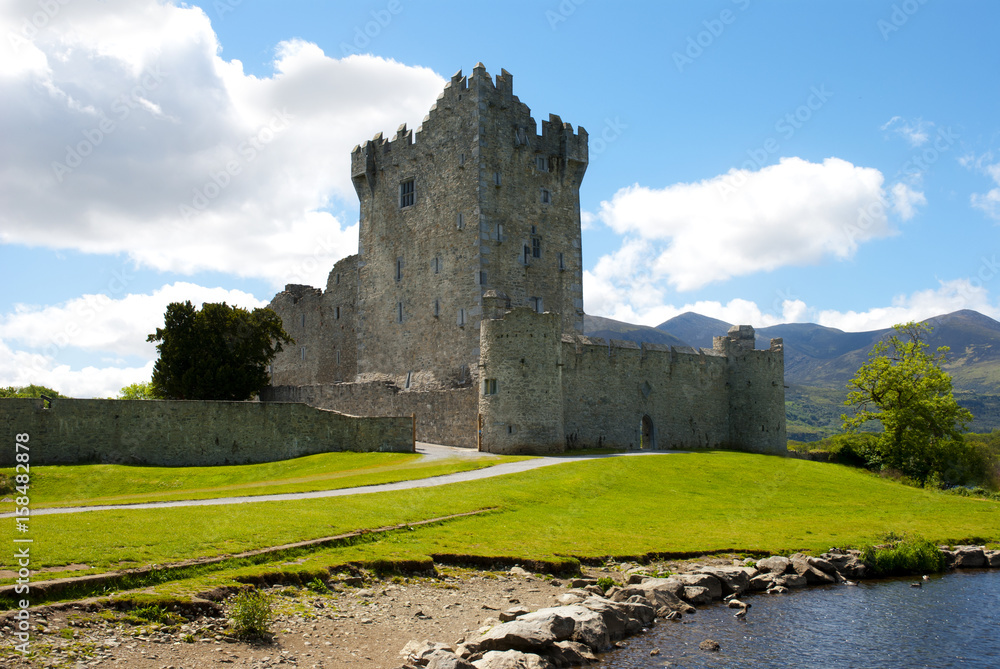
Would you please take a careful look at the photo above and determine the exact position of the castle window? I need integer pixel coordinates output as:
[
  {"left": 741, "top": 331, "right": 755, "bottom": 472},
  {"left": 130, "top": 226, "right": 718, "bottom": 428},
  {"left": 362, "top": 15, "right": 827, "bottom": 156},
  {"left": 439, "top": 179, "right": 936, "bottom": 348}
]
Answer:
[
  {"left": 515, "top": 127, "right": 527, "bottom": 146},
  {"left": 336, "top": 350, "right": 341, "bottom": 365},
  {"left": 523, "top": 245, "right": 531, "bottom": 265},
  {"left": 536, "top": 155, "right": 549, "bottom": 172},
  {"left": 301, "top": 314, "right": 306, "bottom": 328},
  {"left": 496, "top": 223, "right": 504, "bottom": 241},
  {"left": 531, "top": 297, "right": 544, "bottom": 313},
  {"left": 458, "top": 308, "right": 467, "bottom": 327},
  {"left": 483, "top": 378, "right": 498, "bottom": 396},
  {"left": 432, "top": 256, "right": 441, "bottom": 274},
  {"left": 434, "top": 299, "right": 440, "bottom": 318},
  {"left": 300, "top": 347, "right": 306, "bottom": 361},
  {"left": 400, "top": 178, "right": 415, "bottom": 208},
  {"left": 405, "top": 371, "right": 412, "bottom": 389},
  {"left": 493, "top": 171, "right": 502, "bottom": 186},
  {"left": 540, "top": 188, "right": 551, "bottom": 204},
  {"left": 558, "top": 252, "right": 565, "bottom": 270},
  {"left": 531, "top": 225, "right": 537, "bottom": 235},
  {"left": 395, "top": 257, "right": 403, "bottom": 282},
  {"left": 397, "top": 302, "right": 404, "bottom": 323},
  {"left": 335, "top": 306, "right": 341, "bottom": 320},
  {"left": 459, "top": 152, "right": 466, "bottom": 166},
  {"left": 479, "top": 270, "right": 487, "bottom": 286},
  {"left": 456, "top": 212, "right": 465, "bottom": 229},
  {"left": 336, "top": 273, "right": 341, "bottom": 284},
  {"left": 532, "top": 236, "right": 541, "bottom": 259}
]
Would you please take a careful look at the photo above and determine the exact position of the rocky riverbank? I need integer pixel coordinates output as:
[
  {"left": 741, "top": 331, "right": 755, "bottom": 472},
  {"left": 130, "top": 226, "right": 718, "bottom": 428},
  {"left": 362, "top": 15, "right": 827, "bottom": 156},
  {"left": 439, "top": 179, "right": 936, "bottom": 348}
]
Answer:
[{"left": 1, "top": 546, "right": 997, "bottom": 669}]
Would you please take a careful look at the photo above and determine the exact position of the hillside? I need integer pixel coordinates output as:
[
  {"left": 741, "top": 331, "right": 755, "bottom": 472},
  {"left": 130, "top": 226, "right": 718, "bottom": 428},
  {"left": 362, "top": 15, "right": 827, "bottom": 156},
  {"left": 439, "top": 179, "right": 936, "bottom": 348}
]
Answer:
[{"left": 582, "top": 314, "right": 688, "bottom": 348}]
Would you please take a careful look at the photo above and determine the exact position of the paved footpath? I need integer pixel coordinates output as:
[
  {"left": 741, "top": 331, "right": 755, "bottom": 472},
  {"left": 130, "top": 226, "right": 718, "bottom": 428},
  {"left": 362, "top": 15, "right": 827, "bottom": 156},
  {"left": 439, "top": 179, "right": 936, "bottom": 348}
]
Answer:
[{"left": 3, "top": 444, "right": 676, "bottom": 518}]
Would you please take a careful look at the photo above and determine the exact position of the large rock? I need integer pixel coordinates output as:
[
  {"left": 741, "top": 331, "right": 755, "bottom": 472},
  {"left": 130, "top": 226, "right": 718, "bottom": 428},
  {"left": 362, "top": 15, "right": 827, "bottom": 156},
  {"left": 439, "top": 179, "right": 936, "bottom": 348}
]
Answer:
[
  {"left": 756, "top": 556, "right": 792, "bottom": 575},
  {"left": 520, "top": 606, "right": 609, "bottom": 652},
  {"left": 805, "top": 556, "right": 838, "bottom": 576},
  {"left": 670, "top": 573, "right": 722, "bottom": 601},
  {"left": 427, "top": 650, "right": 477, "bottom": 669},
  {"left": 468, "top": 614, "right": 574, "bottom": 654},
  {"left": 473, "top": 650, "right": 555, "bottom": 669},
  {"left": 748, "top": 573, "right": 778, "bottom": 591},
  {"left": 951, "top": 546, "right": 987, "bottom": 569},
  {"left": 821, "top": 552, "right": 869, "bottom": 579},
  {"left": 695, "top": 567, "right": 755, "bottom": 596},
  {"left": 790, "top": 555, "right": 837, "bottom": 584},
  {"left": 612, "top": 579, "right": 690, "bottom": 612},
  {"left": 682, "top": 586, "right": 713, "bottom": 605},
  {"left": 543, "top": 641, "right": 597, "bottom": 667},
  {"left": 985, "top": 550, "right": 1000, "bottom": 568},
  {"left": 401, "top": 640, "right": 458, "bottom": 665},
  {"left": 580, "top": 595, "right": 655, "bottom": 641},
  {"left": 775, "top": 573, "right": 807, "bottom": 588}
]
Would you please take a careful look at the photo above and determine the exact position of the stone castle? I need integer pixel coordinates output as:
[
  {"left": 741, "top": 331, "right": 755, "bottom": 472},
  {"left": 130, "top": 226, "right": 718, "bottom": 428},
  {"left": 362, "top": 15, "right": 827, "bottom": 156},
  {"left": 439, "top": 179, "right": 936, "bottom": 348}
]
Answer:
[{"left": 262, "top": 64, "right": 786, "bottom": 455}]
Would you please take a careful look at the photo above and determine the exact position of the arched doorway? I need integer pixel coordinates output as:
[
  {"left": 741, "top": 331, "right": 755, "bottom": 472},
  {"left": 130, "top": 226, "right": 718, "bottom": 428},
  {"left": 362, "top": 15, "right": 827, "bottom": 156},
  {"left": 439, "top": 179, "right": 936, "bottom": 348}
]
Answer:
[{"left": 641, "top": 415, "right": 655, "bottom": 450}]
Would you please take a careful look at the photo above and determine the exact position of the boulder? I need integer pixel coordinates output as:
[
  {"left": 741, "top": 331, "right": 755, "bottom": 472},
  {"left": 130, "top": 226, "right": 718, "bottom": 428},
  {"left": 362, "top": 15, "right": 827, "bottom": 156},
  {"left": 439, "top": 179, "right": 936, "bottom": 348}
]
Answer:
[
  {"left": 401, "top": 641, "right": 458, "bottom": 665},
  {"left": 821, "top": 553, "right": 869, "bottom": 579},
  {"left": 501, "top": 607, "right": 529, "bottom": 622},
  {"left": 467, "top": 614, "right": 574, "bottom": 655},
  {"left": 473, "top": 650, "right": 555, "bottom": 669},
  {"left": 520, "top": 606, "right": 609, "bottom": 652},
  {"left": 805, "top": 556, "right": 838, "bottom": 576},
  {"left": 756, "top": 556, "right": 792, "bottom": 574},
  {"left": 556, "top": 593, "right": 585, "bottom": 606},
  {"left": 748, "top": 573, "right": 777, "bottom": 592},
  {"left": 620, "top": 596, "right": 657, "bottom": 632},
  {"left": 790, "top": 555, "right": 836, "bottom": 584},
  {"left": 670, "top": 573, "right": 722, "bottom": 601},
  {"left": 985, "top": 550, "right": 1000, "bottom": 568},
  {"left": 580, "top": 595, "right": 655, "bottom": 641},
  {"left": 699, "top": 639, "right": 721, "bottom": 652},
  {"left": 951, "top": 546, "right": 987, "bottom": 569},
  {"left": 569, "top": 578, "right": 597, "bottom": 589},
  {"left": 682, "top": 586, "right": 713, "bottom": 605},
  {"left": 611, "top": 579, "right": 690, "bottom": 612},
  {"left": 426, "top": 650, "right": 477, "bottom": 669},
  {"left": 543, "top": 641, "right": 597, "bottom": 667},
  {"left": 509, "top": 567, "right": 533, "bottom": 578},
  {"left": 775, "top": 573, "right": 807, "bottom": 588},
  {"left": 695, "top": 567, "right": 755, "bottom": 596}
]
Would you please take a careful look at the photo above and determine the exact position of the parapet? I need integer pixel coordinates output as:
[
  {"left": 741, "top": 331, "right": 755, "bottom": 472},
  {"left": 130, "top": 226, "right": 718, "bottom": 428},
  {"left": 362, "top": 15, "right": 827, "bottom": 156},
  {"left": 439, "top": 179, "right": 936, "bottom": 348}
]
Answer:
[{"left": 281, "top": 284, "right": 322, "bottom": 303}]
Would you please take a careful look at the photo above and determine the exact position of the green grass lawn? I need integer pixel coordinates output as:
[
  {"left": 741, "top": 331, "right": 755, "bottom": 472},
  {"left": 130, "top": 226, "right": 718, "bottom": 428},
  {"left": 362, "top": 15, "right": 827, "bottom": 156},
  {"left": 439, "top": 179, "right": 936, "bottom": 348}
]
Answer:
[
  {"left": 2, "top": 451, "right": 523, "bottom": 509},
  {"left": 6, "top": 451, "right": 998, "bottom": 592}
]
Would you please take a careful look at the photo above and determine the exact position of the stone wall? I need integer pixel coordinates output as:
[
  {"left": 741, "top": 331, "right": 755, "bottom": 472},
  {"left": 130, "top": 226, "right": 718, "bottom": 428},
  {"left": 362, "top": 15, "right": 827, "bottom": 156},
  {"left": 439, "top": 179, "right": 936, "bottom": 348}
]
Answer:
[
  {"left": 262, "top": 382, "right": 478, "bottom": 448},
  {"left": 0, "top": 398, "right": 413, "bottom": 467}
]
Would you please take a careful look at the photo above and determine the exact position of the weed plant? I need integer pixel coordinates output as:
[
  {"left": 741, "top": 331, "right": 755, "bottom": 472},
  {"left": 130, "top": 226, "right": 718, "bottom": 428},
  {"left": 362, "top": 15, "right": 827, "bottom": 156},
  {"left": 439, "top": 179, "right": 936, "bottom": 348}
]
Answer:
[{"left": 230, "top": 589, "right": 274, "bottom": 638}]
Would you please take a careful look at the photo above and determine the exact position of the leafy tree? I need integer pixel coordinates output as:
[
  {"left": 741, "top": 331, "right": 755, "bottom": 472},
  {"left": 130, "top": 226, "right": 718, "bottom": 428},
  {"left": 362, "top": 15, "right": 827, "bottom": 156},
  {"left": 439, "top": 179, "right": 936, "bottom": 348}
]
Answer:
[
  {"left": 147, "top": 301, "right": 293, "bottom": 401},
  {"left": 0, "top": 384, "right": 66, "bottom": 398},
  {"left": 116, "top": 381, "right": 155, "bottom": 400},
  {"left": 843, "top": 321, "right": 973, "bottom": 485}
]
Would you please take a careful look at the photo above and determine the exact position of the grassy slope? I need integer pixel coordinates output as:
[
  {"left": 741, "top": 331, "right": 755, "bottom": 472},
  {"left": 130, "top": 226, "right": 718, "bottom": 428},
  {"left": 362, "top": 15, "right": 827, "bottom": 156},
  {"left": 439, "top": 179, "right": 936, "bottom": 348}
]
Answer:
[
  {"left": 9, "top": 452, "right": 998, "bottom": 584},
  {"left": 3, "top": 452, "right": 523, "bottom": 509}
]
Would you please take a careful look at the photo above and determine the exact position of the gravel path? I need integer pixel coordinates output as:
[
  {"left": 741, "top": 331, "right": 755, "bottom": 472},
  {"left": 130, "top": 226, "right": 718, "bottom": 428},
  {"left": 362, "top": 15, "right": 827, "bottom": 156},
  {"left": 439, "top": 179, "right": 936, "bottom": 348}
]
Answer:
[{"left": 3, "top": 444, "right": 675, "bottom": 518}]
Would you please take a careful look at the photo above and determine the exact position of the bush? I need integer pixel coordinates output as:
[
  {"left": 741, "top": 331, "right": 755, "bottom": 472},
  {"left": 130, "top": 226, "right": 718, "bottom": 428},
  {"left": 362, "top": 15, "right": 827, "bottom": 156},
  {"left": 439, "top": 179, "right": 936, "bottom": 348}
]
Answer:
[
  {"left": 305, "top": 578, "right": 330, "bottom": 594},
  {"left": 596, "top": 576, "right": 615, "bottom": 592},
  {"left": 230, "top": 589, "right": 274, "bottom": 638},
  {"left": 859, "top": 536, "right": 946, "bottom": 577}
]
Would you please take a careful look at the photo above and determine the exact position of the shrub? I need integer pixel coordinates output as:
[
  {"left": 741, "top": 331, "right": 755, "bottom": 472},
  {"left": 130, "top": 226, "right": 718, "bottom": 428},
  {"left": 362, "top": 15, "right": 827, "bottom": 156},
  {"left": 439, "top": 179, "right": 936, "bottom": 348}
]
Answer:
[
  {"left": 858, "top": 536, "right": 946, "bottom": 577},
  {"left": 230, "top": 589, "right": 274, "bottom": 638},
  {"left": 596, "top": 576, "right": 615, "bottom": 592},
  {"left": 305, "top": 578, "right": 330, "bottom": 594}
]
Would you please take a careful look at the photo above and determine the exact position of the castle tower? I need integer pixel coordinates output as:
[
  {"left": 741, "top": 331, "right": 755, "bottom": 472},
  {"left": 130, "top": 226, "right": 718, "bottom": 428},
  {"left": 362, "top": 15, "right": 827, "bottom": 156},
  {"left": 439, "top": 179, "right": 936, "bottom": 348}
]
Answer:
[{"left": 350, "top": 64, "right": 588, "bottom": 387}]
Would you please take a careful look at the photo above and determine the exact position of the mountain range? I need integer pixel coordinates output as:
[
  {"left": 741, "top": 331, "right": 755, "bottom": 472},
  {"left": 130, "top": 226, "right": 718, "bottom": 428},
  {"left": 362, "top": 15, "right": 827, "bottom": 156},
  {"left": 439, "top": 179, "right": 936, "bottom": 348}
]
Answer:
[{"left": 582, "top": 309, "right": 1000, "bottom": 439}]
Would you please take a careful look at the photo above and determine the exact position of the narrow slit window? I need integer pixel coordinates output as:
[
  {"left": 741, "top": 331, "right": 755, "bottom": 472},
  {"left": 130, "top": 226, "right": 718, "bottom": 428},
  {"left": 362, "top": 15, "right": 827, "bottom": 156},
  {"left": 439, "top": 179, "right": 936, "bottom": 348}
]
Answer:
[
  {"left": 300, "top": 313, "right": 306, "bottom": 328},
  {"left": 397, "top": 302, "right": 404, "bottom": 323},
  {"left": 336, "top": 350, "right": 341, "bottom": 365},
  {"left": 496, "top": 223, "right": 504, "bottom": 241},
  {"left": 479, "top": 270, "right": 487, "bottom": 285},
  {"left": 335, "top": 273, "right": 341, "bottom": 284},
  {"left": 432, "top": 256, "right": 441, "bottom": 274},
  {"left": 434, "top": 299, "right": 440, "bottom": 318},
  {"left": 540, "top": 188, "right": 551, "bottom": 204},
  {"left": 300, "top": 347, "right": 306, "bottom": 361},
  {"left": 532, "top": 237, "right": 541, "bottom": 258},
  {"left": 458, "top": 308, "right": 467, "bottom": 327},
  {"left": 459, "top": 152, "right": 466, "bottom": 166},
  {"left": 523, "top": 245, "right": 531, "bottom": 265},
  {"left": 456, "top": 212, "right": 465, "bottom": 229},
  {"left": 493, "top": 171, "right": 502, "bottom": 186},
  {"left": 395, "top": 257, "right": 403, "bottom": 282},
  {"left": 399, "top": 178, "right": 415, "bottom": 207},
  {"left": 335, "top": 306, "right": 341, "bottom": 320},
  {"left": 558, "top": 252, "right": 565, "bottom": 270}
]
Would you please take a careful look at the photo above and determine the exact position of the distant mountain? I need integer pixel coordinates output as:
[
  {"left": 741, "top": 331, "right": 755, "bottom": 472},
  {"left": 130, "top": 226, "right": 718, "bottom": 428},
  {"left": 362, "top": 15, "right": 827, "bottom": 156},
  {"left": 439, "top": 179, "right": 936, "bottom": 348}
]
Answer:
[
  {"left": 655, "top": 312, "right": 732, "bottom": 349},
  {"left": 583, "top": 314, "right": 688, "bottom": 348}
]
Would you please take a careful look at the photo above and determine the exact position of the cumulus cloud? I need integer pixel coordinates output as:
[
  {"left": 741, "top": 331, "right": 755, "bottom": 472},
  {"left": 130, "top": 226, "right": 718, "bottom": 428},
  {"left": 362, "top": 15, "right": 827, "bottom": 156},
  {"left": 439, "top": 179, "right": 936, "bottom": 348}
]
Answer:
[
  {"left": 881, "top": 116, "right": 932, "bottom": 147},
  {"left": 971, "top": 162, "right": 1000, "bottom": 222},
  {"left": 0, "top": 282, "right": 267, "bottom": 397},
  {"left": 0, "top": 1, "right": 446, "bottom": 288},
  {"left": 594, "top": 157, "right": 897, "bottom": 293},
  {"left": 889, "top": 182, "right": 927, "bottom": 220}
]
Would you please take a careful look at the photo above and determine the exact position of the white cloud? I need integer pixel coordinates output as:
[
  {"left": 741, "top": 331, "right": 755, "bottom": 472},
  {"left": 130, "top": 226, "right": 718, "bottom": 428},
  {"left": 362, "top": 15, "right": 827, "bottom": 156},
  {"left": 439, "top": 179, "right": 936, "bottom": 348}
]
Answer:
[
  {"left": 594, "top": 157, "right": 895, "bottom": 293},
  {"left": 0, "top": 282, "right": 267, "bottom": 397},
  {"left": 0, "top": 1, "right": 447, "bottom": 288},
  {"left": 889, "top": 182, "right": 926, "bottom": 221},
  {"left": 881, "top": 116, "right": 932, "bottom": 147},
  {"left": 970, "top": 162, "right": 1000, "bottom": 222}
]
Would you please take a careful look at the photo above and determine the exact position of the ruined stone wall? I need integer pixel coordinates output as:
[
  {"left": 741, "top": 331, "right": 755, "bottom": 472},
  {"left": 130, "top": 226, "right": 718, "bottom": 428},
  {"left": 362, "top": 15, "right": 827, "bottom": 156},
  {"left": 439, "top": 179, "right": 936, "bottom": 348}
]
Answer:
[
  {"left": 720, "top": 337, "right": 787, "bottom": 454},
  {"left": 268, "top": 255, "right": 359, "bottom": 386},
  {"left": 262, "top": 382, "right": 478, "bottom": 448},
  {"left": 0, "top": 398, "right": 413, "bottom": 467},
  {"left": 560, "top": 338, "right": 731, "bottom": 451},
  {"left": 478, "top": 306, "right": 565, "bottom": 454}
]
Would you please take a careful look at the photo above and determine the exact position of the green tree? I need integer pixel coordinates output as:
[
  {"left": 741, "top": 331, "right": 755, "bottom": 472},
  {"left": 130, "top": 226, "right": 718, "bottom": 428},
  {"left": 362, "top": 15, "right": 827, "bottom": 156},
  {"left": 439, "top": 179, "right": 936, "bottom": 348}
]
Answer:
[
  {"left": 0, "top": 384, "right": 66, "bottom": 398},
  {"left": 147, "top": 301, "right": 293, "bottom": 401},
  {"left": 843, "top": 321, "right": 973, "bottom": 485},
  {"left": 116, "top": 381, "right": 155, "bottom": 400}
]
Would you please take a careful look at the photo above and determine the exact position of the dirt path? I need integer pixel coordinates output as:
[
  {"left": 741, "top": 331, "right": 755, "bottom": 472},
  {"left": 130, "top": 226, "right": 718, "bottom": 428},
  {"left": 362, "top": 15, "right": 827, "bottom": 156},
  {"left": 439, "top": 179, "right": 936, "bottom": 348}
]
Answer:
[{"left": 2, "top": 445, "right": 675, "bottom": 518}]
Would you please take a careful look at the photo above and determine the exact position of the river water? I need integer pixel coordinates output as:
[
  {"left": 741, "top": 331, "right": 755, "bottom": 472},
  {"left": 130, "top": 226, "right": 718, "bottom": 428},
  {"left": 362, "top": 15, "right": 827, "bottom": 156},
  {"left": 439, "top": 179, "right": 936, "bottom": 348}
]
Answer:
[{"left": 600, "top": 570, "right": 1000, "bottom": 668}]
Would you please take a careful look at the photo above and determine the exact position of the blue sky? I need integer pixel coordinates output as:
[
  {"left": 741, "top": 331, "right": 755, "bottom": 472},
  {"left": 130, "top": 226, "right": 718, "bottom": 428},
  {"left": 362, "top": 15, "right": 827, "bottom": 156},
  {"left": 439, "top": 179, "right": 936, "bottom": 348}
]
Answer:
[{"left": 2, "top": 0, "right": 999, "bottom": 397}]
